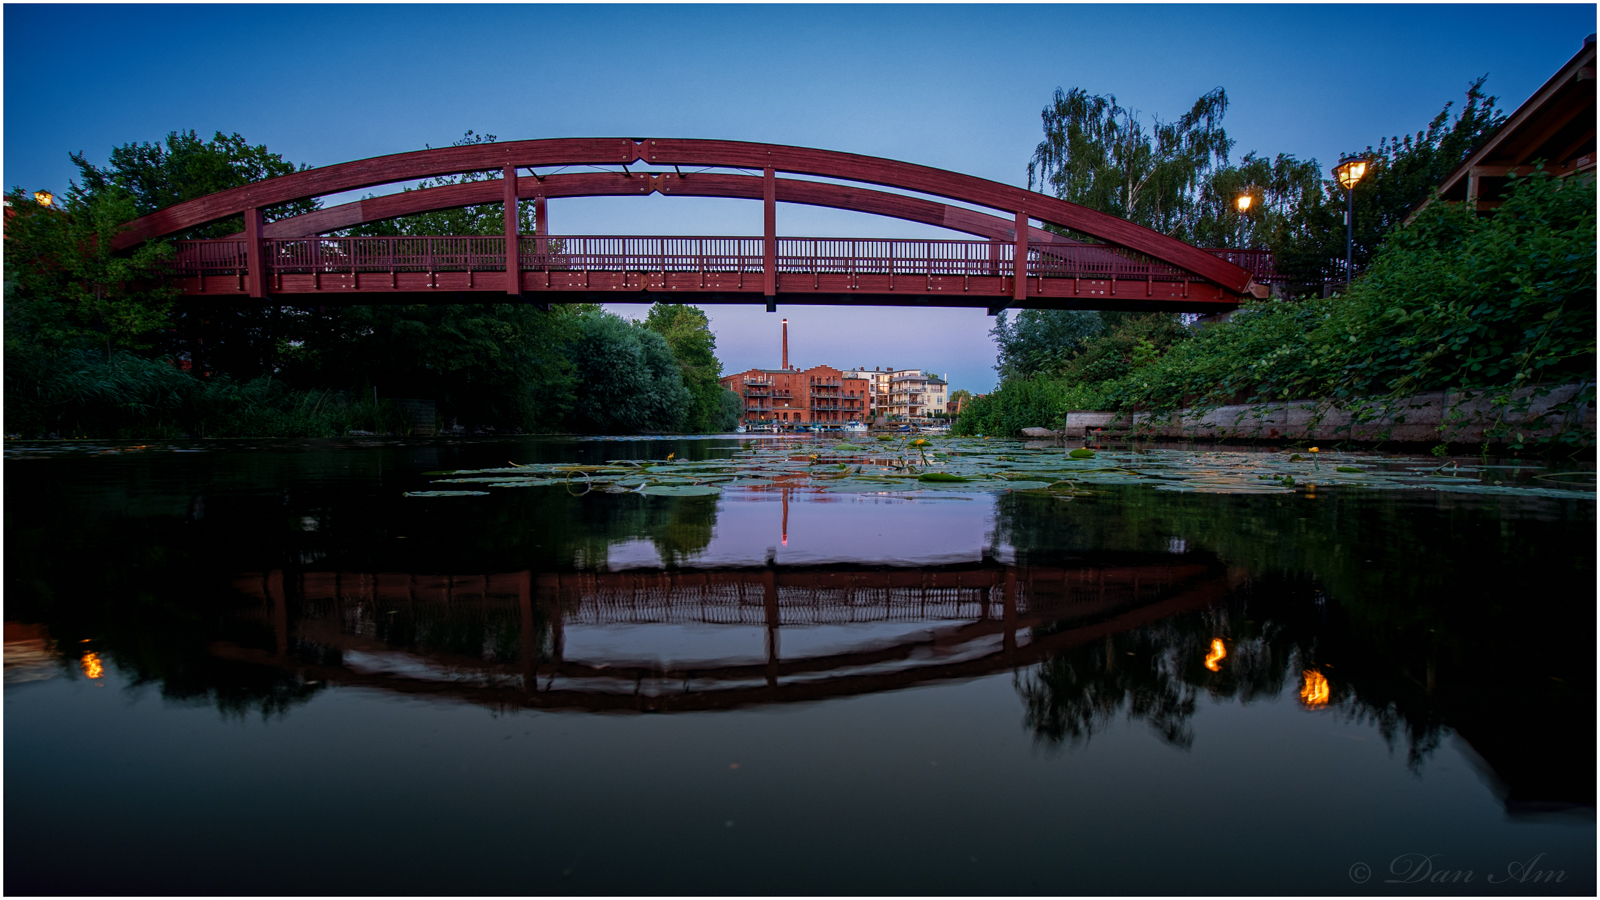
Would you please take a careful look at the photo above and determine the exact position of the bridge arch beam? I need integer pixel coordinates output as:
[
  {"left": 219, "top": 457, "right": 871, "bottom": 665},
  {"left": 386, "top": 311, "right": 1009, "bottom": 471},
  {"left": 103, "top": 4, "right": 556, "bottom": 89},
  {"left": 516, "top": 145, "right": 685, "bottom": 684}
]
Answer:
[{"left": 113, "top": 137, "right": 1252, "bottom": 293}]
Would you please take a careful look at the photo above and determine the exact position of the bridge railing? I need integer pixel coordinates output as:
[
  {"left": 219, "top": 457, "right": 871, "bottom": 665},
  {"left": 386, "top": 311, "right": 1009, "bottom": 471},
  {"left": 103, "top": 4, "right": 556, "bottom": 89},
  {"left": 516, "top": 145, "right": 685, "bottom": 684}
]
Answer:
[
  {"left": 170, "top": 239, "right": 250, "bottom": 274},
  {"left": 520, "top": 236, "right": 764, "bottom": 273},
  {"left": 1203, "top": 248, "right": 1279, "bottom": 283},
  {"left": 1029, "top": 242, "right": 1191, "bottom": 281},
  {"left": 167, "top": 235, "right": 1279, "bottom": 284}
]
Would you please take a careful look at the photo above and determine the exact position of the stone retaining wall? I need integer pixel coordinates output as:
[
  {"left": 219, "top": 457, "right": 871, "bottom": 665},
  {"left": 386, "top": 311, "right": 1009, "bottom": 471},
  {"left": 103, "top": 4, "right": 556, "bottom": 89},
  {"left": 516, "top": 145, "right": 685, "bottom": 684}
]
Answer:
[{"left": 1024, "top": 383, "right": 1594, "bottom": 444}]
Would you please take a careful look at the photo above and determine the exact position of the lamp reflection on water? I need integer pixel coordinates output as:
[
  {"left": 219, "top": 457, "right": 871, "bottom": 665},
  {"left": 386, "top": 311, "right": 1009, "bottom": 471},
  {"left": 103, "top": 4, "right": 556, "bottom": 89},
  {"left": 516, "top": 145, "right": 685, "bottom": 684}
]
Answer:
[
  {"left": 1300, "top": 669, "right": 1330, "bottom": 708},
  {"left": 1204, "top": 638, "right": 1226, "bottom": 671},
  {"left": 80, "top": 652, "right": 104, "bottom": 679}
]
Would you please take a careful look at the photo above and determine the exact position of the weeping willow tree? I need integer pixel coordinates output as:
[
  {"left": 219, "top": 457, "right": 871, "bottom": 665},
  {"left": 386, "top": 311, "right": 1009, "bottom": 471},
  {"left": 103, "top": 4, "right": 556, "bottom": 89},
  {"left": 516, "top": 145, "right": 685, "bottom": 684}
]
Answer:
[{"left": 1027, "top": 86, "right": 1233, "bottom": 242}]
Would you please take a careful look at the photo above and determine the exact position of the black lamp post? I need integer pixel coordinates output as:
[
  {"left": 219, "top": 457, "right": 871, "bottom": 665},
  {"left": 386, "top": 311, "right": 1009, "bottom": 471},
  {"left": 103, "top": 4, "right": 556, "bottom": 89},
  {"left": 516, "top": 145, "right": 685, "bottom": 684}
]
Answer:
[
  {"left": 1332, "top": 156, "right": 1372, "bottom": 289},
  {"left": 1234, "top": 186, "right": 1258, "bottom": 247}
]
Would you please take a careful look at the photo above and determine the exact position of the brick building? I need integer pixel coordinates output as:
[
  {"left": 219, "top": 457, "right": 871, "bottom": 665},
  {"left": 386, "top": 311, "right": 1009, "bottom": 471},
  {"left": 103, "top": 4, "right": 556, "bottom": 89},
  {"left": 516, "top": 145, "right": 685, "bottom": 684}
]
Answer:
[
  {"left": 718, "top": 319, "right": 869, "bottom": 426},
  {"left": 720, "top": 365, "right": 869, "bottom": 426}
]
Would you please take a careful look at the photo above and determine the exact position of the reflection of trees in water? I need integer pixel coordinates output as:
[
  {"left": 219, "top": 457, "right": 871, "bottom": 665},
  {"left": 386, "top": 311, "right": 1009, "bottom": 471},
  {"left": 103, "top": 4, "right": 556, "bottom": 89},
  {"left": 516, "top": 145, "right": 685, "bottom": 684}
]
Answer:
[
  {"left": 1014, "top": 577, "right": 1457, "bottom": 768},
  {"left": 6, "top": 471, "right": 722, "bottom": 718},
  {"left": 559, "top": 493, "right": 720, "bottom": 569},
  {"left": 994, "top": 483, "right": 1591, "bottom": 781},
  {"left": 1016, "top": 588, "right": 1295, "bottom": 753},
  {"left": 1017, "top": 623, "right": 1200, "bottom": 749}
]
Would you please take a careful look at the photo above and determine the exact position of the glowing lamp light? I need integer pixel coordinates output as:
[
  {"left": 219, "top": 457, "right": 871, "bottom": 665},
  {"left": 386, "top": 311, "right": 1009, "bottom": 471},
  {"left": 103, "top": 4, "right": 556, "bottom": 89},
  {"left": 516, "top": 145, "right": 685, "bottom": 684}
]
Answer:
[
  {"left": 33, "top": 190, "right": 54, "bottom": 208},
  {"left": 80, "top": 651, "right": 104, "bottom": 679},
  {"left": 1300, "top": 669, "right": 1330, "bottom": 708},
  {"left": 1204, "top": 638, "right": 1227, "bottom": 672},
  {"left": 1235, "top": 192, "right": 1253, "bottom": 213},
  {"left": 1334, "top": 156, "right": 1371, "bottom": 190}
]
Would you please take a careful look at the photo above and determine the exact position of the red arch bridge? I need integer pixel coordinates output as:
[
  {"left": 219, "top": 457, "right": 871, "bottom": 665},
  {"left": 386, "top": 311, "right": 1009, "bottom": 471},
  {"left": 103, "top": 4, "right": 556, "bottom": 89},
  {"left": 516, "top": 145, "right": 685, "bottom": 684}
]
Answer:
[{"left": 115, "top": 138, "right": 1278, "bottom": 314}]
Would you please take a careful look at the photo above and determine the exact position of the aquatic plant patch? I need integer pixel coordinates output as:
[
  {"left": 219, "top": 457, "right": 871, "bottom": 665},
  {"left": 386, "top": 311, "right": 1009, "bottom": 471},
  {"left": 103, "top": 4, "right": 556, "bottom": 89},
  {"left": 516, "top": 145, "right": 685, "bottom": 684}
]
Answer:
[{"left": 411, "top": 437, "right": 1594, "bottom": 502}]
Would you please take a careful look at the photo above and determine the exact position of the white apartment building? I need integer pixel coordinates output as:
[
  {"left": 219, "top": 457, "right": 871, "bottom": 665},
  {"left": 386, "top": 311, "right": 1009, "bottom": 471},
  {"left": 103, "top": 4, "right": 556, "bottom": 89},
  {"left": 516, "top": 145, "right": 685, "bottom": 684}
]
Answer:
[
  {"left": 843, "top": 367, "right": 894, "bottom": 418},
  {"left": 846, "top": 367, "right": 950, "bottom": 420},
  {"left": 886, "top": 370, "right": 949, "bottom": 419}
]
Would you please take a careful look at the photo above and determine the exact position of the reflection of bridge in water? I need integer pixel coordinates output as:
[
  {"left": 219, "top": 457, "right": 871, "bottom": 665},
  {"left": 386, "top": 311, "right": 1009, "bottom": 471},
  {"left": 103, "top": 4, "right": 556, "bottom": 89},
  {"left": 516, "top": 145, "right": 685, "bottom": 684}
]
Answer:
[{"left": 217, "top": 559, "right": 1234, "bottom": 713}]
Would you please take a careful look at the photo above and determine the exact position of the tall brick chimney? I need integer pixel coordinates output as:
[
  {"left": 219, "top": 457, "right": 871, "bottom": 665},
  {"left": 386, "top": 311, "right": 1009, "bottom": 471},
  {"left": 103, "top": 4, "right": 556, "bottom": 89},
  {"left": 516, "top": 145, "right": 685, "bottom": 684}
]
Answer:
[{"left": 782, "top": 318, "right": 789, "bottom": 369}]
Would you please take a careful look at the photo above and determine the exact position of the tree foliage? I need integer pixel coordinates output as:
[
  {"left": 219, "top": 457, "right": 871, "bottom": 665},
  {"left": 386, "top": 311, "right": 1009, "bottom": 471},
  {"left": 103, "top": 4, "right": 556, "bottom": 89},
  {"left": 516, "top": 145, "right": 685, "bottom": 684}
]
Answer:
[
  {"left": 563, "top": 309, "right": 692, "bottom": 434},
  {"left": 1029, "top": 87, "right": 1232, "bottom": 241},
  {"left": 989, "top": 309, "right": 1105, "bottom": 380},
  {"left": 3, "top": 186, "right": 175, "bottom": 356},
  {"left": 69, "top": 129, "right": 319, "bottom": 239},
  {"left": 1275, "top": 77, "right": 1506, "bottom": 286},
  {"left": 961, "top": 173, "right": 1595, "bottom": 448},
  {"left": 279, "top": 302, "right": 578, "bottom": 430},
  {"left": 62, "top": 130, "right": 327, "bottom": 378},
  {"left": 643, "top": 303, "right": 740, "bottom": 432},
  {"left": 6, "top": 128, "right": 745, "bottom": 438},
  {"left": 349, "top": 131, "right": 537, "bottom": 237},
  {"left": 1027, "top": 79, "right": 1505, "bottom": 293}
]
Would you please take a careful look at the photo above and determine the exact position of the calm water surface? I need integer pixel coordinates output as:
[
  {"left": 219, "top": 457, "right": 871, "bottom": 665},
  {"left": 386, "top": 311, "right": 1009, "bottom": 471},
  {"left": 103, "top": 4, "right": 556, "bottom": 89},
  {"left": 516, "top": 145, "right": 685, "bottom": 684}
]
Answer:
[{"left": 5, "top": 436, "right": 1594, "bottom": 895}]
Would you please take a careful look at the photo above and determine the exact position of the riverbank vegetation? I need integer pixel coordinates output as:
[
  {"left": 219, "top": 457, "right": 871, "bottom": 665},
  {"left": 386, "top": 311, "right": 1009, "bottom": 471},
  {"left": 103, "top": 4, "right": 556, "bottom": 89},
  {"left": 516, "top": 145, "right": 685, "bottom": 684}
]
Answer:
[
  {"left": 958, "top": 79, "right": 1595, "bottom": 450},
  {"left": 4, "top": 131, "right": 742, "bottom": 439}
]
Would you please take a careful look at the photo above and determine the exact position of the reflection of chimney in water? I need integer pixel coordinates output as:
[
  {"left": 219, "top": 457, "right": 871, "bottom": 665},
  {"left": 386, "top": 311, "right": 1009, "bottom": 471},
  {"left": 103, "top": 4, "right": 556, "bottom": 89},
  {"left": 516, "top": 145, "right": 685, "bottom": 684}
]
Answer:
[
  {"left": 782, "top": 318, "right": 789, "bottom": 369},
  {"left": 781, "top": 487, "right": 789, "bottom": 546}
]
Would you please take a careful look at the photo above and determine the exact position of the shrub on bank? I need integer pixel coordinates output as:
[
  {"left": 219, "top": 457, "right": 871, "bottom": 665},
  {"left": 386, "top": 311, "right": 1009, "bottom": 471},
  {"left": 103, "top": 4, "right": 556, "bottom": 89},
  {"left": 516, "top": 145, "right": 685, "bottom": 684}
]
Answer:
[
  {"left": 951, "top": 378, "right": 1105, "bottom": 436},
  {"left": 4, "top": 347, "right": 415, "bottom": 439}
]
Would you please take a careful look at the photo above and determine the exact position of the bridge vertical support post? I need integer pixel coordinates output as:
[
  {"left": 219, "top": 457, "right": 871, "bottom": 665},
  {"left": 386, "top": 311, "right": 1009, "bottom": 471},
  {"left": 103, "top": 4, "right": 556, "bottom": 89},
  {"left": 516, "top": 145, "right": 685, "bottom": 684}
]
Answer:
[
  {"left": 763, "top": 568, "right": 780, "bottom": 688},
  {"left": 244, "top": 207, "right": 268, "bottom": 298},
  {"left": 763, "top": 166, "right": 777, "bottom": 308},
  {"left": 518, "top": 570, "right": 536, "bottom": 694},
  {"left": 1002, "top": 567, "right": 1017, "bottom": 657},
  {"left": 503, "top": 166, "right": 521, "bottom": 297},
  {"left": 1012, "top": 210, "right": 1028, "bottom": 304},
  {"left": 267, "top": 569, "right": 289, "bottom": 658}
]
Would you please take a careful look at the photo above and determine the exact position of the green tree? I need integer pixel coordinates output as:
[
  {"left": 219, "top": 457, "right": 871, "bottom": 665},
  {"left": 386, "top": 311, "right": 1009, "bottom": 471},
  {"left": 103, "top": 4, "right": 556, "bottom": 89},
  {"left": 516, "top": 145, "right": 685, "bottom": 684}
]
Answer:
[
  {"left": 280, "top": 303, "right": 577, "bottom": 431},
  {"left": 1028, "top": 87, "right": 1233, "bottom": 241},
  {"left": 643, "top": 303, "right": 738, "bottom": 432},
  {"left": 989, "top": 309, "right": 1105, "bottom": 379},
  {"left": 563, "top": 310, "right": 691, "bottom": 434},
  {"left": 69, "top": 129, "right": 320, "bottom": 239},
  {"left": 3, "top": 186, "right": 175, "bottom": 357},
  {"left": 67, "top": 130, "right": 324, "bottom": 378},
  {"left": 349, "top": 131, "right": 537, "bottom": 237},
  {"left": 290, "top": 131, "right": 561, "bottom": 430},
  {"left": 1276, "top": 78, "right": 1505, "bottom": 287},
  {"left": 1190, "top": 151, "right": 1326, "bottom": 251}
]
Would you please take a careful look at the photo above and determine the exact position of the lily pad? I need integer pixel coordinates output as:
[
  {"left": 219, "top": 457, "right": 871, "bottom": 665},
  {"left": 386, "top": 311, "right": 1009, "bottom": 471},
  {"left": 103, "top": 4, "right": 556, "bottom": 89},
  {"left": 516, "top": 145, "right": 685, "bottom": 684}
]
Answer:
[
  {"left": 637, "top": 484, "right": 723, "bottom": 497},
  {"left": 404, "top": 490, "right": 490, "bottom": 497},
  {"left": 1069, "top": 448, "right": 1096, "bottom": 459}
]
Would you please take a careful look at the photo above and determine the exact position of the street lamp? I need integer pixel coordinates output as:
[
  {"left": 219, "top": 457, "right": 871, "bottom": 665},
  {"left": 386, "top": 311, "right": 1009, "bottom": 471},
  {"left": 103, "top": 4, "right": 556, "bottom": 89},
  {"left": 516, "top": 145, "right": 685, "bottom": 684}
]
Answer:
[
  {"left": 1333, "top": 155, "right": 1372, "bottom": 289},
  {"left": 1234, "top": 191, "right": 1253, "bottom": 214},
  {"left": 32, "top": 190, "right": 54, "bottom": 208}
]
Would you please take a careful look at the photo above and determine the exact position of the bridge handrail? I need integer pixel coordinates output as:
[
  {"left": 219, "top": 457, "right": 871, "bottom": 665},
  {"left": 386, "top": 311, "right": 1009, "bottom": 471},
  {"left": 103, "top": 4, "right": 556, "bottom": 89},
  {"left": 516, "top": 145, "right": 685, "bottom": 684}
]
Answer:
[{"left": 166, "top": 234, "right": 1266, "bottom": 283}]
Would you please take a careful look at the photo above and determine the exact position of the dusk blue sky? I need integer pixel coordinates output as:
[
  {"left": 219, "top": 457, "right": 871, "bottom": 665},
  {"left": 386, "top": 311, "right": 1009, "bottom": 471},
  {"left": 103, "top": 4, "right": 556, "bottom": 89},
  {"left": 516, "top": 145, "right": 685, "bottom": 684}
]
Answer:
[{"left": 6, "top": 4, "right": 1593, "bottom": 393}]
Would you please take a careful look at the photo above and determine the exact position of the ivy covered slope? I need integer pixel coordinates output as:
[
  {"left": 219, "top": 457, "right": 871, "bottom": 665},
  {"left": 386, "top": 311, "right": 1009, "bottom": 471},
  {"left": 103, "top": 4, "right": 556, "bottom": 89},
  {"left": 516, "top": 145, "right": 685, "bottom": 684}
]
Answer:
[{"left": 958, "top": 172, "right": 1596, "bottom": 448}]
